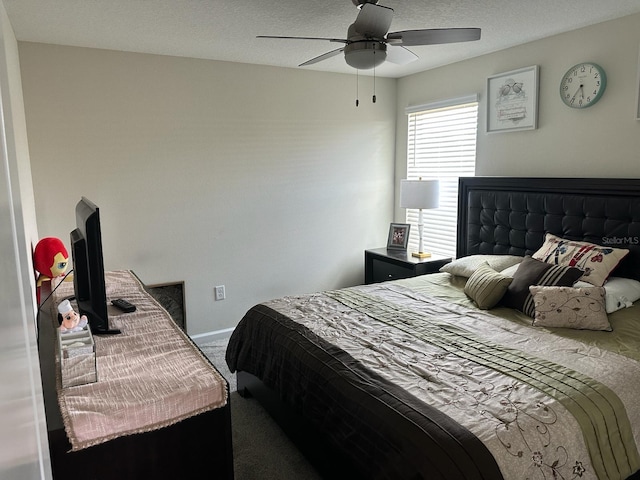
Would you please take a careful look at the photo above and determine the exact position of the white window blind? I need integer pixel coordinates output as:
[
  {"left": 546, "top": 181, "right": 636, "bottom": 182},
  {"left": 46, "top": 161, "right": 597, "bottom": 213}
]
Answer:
[{"left": 405, "top": 97, "right": 478, "bottom": 259}]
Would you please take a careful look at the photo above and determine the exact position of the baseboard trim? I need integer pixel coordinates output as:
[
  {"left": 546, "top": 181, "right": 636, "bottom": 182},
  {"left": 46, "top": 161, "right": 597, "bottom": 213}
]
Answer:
[{"left": 190, "top": 327, "right": 235, "bottom": 345}]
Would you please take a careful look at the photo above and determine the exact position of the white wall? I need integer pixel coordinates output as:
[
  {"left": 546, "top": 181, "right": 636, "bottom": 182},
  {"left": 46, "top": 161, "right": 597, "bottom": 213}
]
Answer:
[
  {"left": 395, "top": 13, "right": 640, "bottom": 220},
  {"left": 19, "top": 13, "right": 640, "bottom": 340},
  {"left": 0, "top": 1, "right": 51, "bottom": 477},
  {"left": 19, "top": 43, "right": 396, "bottom": 337}
]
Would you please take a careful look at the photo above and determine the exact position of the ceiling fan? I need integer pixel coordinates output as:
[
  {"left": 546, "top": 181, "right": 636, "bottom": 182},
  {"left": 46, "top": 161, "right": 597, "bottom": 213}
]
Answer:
[{"left": 258, "top": 0, "right": 481, "bottom": 71}]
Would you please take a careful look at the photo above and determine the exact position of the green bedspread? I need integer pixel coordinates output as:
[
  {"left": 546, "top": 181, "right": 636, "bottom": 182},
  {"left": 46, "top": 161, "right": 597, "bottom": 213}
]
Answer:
[{"left": 327, "top": 283, "right": 640, "bottom": 480}]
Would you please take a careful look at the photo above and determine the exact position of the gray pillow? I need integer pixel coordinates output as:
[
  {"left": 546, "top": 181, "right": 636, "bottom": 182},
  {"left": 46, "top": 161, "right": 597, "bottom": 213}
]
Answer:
[
  {"left": 501, "top": 256, "right": 584, "bottom": 317},
  {"left": 464, "top": 262, "right": 513, "bottom": 310}
]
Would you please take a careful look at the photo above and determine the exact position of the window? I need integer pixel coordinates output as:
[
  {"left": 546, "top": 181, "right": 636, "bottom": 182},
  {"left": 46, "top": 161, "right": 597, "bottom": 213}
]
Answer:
[{"left": 405, "top": 96, "right": 478, "bottom": 259}]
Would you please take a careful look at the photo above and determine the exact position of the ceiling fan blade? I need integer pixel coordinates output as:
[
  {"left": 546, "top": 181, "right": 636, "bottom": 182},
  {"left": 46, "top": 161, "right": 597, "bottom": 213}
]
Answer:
[
  {"left": 299, "top": 47, "right": 345, "bottom": 67},
  {"left": 385, "top": 45, "right": 418, "bottom": 65},
  {"left": 386, "top": 28, "right": 481, "bottom": 46},
  {"left": 257, "top": 35, "right": 348, "bottom": 44},
  {"left": 353, "top": 3, "right": 394, "bottom": 38}
]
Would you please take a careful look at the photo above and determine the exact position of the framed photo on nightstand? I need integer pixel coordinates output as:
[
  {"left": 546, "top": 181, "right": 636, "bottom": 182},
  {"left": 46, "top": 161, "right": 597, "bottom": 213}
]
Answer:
[{"left": 387, "top": 223, "right": 410, "bottom": 251}]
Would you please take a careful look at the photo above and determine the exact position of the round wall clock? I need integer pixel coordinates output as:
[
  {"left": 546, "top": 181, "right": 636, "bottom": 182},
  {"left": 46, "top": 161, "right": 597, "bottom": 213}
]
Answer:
[{"left": 559, "top": 62, "right": 607, "bottom": 108}]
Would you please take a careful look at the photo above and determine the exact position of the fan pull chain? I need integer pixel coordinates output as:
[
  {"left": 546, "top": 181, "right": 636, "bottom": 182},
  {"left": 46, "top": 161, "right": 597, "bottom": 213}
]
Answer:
[
  {"left": 372, "top": 52, "right": 377, "bottom": 103},
  {"left": 355, "top": 70, "right": 360, "bottom": 107}
]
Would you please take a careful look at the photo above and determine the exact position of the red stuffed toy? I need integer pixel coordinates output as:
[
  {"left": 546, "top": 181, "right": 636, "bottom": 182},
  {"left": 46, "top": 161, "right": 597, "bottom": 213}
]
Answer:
[{"left": 34, "top": 237, "right": 69, "bottom": 302}]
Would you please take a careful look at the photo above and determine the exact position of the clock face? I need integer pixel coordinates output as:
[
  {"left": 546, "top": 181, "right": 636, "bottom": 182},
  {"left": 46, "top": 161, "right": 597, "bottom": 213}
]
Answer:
[{"left": 559, "top": 62, "right": 607, "bottom": 108}]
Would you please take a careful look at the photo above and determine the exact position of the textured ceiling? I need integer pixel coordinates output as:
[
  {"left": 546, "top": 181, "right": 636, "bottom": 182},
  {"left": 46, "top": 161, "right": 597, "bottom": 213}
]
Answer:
[{"left": 4, "top": 0, "right": 640, "bottom": 78}]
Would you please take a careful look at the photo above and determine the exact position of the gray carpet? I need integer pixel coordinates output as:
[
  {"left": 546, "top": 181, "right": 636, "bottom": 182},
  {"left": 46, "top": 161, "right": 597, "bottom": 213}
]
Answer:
[
  {"left": 199, "top": 339, "right": 322, "bottom": 480},
  {"left": 199, "top": 339, "right": 237, "bottom": 392}
]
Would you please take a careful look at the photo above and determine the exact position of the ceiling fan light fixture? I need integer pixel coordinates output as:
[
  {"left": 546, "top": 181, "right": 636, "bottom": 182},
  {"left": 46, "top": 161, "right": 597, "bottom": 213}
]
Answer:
[
  {"left": 351, "top": 0, "right": 379, "bottom": 8},
  {"left": 258, "top": 2, "right": 481, "bottom": 73},
  {"left": 344, "top": 42, "right": 387, "bottom": 69}
]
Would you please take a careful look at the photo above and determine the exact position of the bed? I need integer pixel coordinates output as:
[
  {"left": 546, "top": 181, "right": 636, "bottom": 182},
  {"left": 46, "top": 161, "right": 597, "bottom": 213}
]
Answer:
[{"left": 226, "top": 177, "right": 640, "bottom": 480}]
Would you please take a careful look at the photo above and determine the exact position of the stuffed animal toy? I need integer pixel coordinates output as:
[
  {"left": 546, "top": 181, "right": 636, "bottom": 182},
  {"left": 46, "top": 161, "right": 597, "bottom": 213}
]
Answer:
[
  {"left": 57, "top": 299, "right": 88, "bottom": 333},
  {"left": 34, "top": 237, "right": 69, "bottom": 283},
  {"left": 34, "top": 237, "right": 69, "bottom": 303}
]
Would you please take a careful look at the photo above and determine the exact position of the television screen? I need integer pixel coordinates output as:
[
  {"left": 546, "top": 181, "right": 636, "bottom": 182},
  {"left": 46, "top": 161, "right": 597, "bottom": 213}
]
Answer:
[{"left": 70, "top": 197, "right": 120, "bottom": 335}]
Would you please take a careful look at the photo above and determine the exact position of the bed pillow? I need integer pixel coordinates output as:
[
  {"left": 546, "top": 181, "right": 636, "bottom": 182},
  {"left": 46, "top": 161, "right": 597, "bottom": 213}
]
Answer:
[
  {"left": 501, "top": 256, "right": 584, "bottom": 317},
  {"left": 464, "top": 262, "right": 513, "bottom": 310},
  {"left": 575, "top": 276, "right": 640, "bottom": 313},
  {"left": 529, "top": 285, "right": 611, "bottom": 331},
  {"left": 531, "top": 233, "right": 628, "bottom": 286},
  {"left": 439, "top": 254, "right": 523, "bottom": 278},
  {"left": 500, "top": 263, "right": 520, "bottom": 277}
]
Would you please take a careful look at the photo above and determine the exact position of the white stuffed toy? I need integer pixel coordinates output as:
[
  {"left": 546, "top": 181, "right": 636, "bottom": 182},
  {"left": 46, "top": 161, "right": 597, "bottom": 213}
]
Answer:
[{"left": 58, "top": 299, "right": 88, "bottom": 333}]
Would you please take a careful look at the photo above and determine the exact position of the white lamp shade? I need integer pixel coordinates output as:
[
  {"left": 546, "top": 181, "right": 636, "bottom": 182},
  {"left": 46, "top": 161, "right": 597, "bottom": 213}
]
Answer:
[{"left": 399, "top": 179, "right": 439, "bottom": 209}]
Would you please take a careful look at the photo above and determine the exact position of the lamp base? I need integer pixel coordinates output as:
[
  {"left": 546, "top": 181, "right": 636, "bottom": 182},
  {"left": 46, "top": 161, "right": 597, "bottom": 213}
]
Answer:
[{"left": 411, "top": 251, "right": 432, "bottom": 259}]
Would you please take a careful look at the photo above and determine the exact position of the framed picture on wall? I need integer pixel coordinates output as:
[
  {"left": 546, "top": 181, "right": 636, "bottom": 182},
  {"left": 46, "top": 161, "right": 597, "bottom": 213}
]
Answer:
[
  {"left": 387, "top": 223, "right": 411, "bottom": 251},
  {"left": 487, "top": 65, "right": 539, "bottom": 133}
]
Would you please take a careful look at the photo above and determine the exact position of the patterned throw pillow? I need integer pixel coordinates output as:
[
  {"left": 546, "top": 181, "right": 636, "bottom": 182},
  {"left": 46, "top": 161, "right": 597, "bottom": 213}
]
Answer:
[
  {"left": 532, "top": 233, "right": 628, "bottom": 286},
  {"left": 464, "top": 262, "right": 513, "bottom": 309},
  {"left": 501, "top": 256, "right": 584, "bottom": 317},
  {"left": 529, "top": 285, "right": 611, "bottom": 331}
]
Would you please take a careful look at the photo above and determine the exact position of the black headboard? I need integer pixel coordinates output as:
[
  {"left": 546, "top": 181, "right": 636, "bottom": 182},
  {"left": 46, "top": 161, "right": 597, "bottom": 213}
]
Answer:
[{"left": 457, "top": 177, "right": 640, "bottom": 281}]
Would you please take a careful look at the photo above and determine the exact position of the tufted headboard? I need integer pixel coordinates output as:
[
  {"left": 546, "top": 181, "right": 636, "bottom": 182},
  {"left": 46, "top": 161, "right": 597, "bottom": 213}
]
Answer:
[{"left": 456, "top": 177, "right": 640, "bottom": 281}]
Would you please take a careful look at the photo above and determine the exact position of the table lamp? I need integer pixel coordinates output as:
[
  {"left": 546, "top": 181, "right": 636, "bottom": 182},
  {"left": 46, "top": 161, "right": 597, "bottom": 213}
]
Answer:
[{"left": 399, "top": 179, "right": 439, "bottom": 258}]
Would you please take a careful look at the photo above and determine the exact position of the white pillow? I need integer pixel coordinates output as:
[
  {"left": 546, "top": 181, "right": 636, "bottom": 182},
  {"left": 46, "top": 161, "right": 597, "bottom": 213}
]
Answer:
[
  {"left": 500, "top": 263, "right": 521, "bottom": 278},
  {"left": 575, "top": 277, "right": 640, "bottom": 314},
  {"left": 440, "top": 255, "right": 523, "bottom": 278}
]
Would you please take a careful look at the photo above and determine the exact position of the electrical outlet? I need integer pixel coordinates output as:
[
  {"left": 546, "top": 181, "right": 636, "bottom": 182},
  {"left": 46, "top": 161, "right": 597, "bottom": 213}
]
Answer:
[{"left": 215, "top": 285, "right": 226, "bottom": 301}]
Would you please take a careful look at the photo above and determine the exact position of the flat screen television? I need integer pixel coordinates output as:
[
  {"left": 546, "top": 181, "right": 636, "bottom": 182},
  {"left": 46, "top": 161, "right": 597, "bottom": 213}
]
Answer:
[{"left": 70, "top": 197, "right": 121, "bottom": 335}]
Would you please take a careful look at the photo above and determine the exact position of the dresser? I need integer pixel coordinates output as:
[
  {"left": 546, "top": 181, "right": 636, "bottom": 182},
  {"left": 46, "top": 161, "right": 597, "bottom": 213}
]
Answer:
[{"left": 39, "top": 271, "right": 234, "bottom": 480}]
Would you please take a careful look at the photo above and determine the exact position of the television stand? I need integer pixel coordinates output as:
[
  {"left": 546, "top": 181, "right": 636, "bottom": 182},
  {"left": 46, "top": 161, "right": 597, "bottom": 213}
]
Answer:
[{"left": 39, "top": 270, "right": 233, "bottom": 480}]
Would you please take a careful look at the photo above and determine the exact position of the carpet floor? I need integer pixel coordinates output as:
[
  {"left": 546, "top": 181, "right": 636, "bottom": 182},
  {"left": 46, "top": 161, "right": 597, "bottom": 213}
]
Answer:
[{"left": 199, "top": 339, "right": 322, "bottom": 480}]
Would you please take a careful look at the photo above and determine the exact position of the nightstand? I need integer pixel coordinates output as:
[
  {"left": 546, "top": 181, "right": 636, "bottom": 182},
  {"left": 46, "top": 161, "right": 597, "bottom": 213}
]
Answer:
[{"left": 365, "top": 248, "right": 452, "bottom": 284}]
